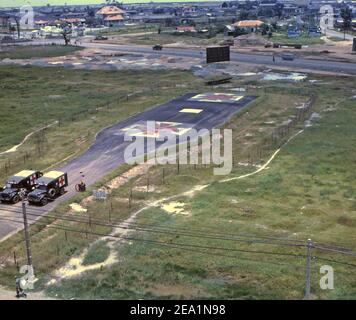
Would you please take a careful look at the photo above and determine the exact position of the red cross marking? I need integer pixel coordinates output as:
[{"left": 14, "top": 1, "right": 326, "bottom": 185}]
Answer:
[
  {"left": 30, "top": 174, "right": 36, "bottom": 185},
  {"left": 143, "top": 123, "right": 180, "bottom": 135},
  {"left": 59, "top": 176, "right": 65, "bottom": 186},
  {"left": 202, "top": 94, "right": 235, "bottom": 101}
]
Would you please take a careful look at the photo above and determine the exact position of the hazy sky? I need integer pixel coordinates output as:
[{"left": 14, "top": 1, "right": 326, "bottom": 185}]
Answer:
[{"left": 0, "top": 0, "right": 215, "bottom": 7}]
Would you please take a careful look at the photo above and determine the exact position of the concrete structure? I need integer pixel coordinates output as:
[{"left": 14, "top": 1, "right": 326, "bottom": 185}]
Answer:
[
  {"left": 175, "top": 26, "right": 197, "bottom": 33},
  {"left": 233, "top": 20, "right": 264, "bottom": 32},
  {"left": 96, "top": 6, "right": 125, "bottom": 27},
  {"left": 103, "top": 14, "right": 124, "bottom": 27},
  {"left": 96, "top": 5, "right": 126, "bottom": 27}
]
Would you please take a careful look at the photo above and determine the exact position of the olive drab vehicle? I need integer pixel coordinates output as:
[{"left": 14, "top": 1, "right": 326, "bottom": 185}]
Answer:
[
  {"left": 0, "top": 170, "right": 43, "bottom": 204},
  {"left": 27, "top": 171, "right": 68, "bottom": 206}
]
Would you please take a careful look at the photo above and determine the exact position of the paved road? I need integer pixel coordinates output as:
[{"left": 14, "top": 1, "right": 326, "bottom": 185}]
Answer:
[
  {"left": 82, "top": 42, "right": 356, "bottom": 75},
  {"left": 6, "top": 39, "right": 356, "bottom": 75},
  {"left": 0, "top": 93, "right": 255, "bottom": 242},
  {"left": 325, "top": 29, "right": 354, "bottom": 41}
]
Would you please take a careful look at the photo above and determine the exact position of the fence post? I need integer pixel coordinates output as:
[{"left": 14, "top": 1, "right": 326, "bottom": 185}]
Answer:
[{"left": 304, "top": 238, "right": 313, "bottom": 300}]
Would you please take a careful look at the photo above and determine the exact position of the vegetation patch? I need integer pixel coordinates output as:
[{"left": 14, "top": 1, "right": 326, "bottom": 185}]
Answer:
[
  {"left": 82, "top": 241, "right": 111, "bottom": 266},
  {"left": 0, "top": 45, "right": 82, "bottom": 60}
]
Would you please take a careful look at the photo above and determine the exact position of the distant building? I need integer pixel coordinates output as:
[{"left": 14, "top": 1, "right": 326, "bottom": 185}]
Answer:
[
  {"left": 60, "top": 18, "right": 85, "bottom": 26},
  {"left": 182, "top": 5, "right": 198, "bottom": 17},
  {"left": 0, "top": 13, "right": 10, "bottom": 33},
  {"left": 96, "top": 5, "right": 126, "bottom": 27},
  {"left": 233, "top": 20, "right": 264, "bottom": 32},
  {"left": 287, "top": 25, "right": 301, "bottom": 38},
  {"left": 175, "top": 25, "right": 197, "bottom": 33},
  {"left": 224, "top": 24, "right": 235, "bottom": 36},
  {"left": 308, "top": 26, "right": 321, "bottom": 37},
  {"left": 103, "top": 14, "right": 124, "bottom": 27},
  {"left": 283, "top": 4, "right": 302, "bottom": 16},
  {"left": 35, "top": 20, "right": 49, "bottom": 28}
]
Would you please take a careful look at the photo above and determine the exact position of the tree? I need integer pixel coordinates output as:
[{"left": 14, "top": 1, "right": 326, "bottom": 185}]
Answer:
[
  {"left": 260, "top": 23, "right": 269, "bottom": 36},
  {"left": 85, "top": 8, "right": 97, "bottom": 27},
  {"left": 60, "top": 23, "right": 72, "bottom": 45},
  {"left": 165, "top": 18, "right": 175, "bottom": 27},
  {"left": 275, "top": 3, "right": 284, "bottom": 20},
  {"left": 340, "top": 6, "right": 352, "bottom": 39},
  {"left": 13, "top": 16, "right": 21, "bottom": 39},
  {"left": 222, "top": 2, "right": 228, "bottom": 8},
  {"left": 258, "top": 8, "right": 274, "bottom": 18},
  {"left": 239, "top": 10, "right": 249, "bottom": 20}
]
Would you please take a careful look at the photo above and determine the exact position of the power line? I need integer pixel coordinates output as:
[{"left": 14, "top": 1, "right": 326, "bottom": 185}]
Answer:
[
  {"left": 2, "top": 205, "right": 355, "bottom": 251},
  {"left": 22, "top": 210, "right": 307, "bottom": 248},
  {"left": 24, "top": 210, "right": 356, "bottom": 254},
  {"left": 313, "top": 256, "right": 356, "bottom": 268},
  {"left": 2, "top": 207, "right": 356, "bottom": 255},
  {"left": 312, "top": 244, "right": 356, "bottom": 257},
  {"left": 1, "top": 204, "right": 309, "bottom": 244},
  {"left": 0, "top": 216, "right": 306, "bottom": 271},
  {"left": 1, "top": 216, "right": 355, "bottom": 271},
  {"left": 0, "top": 216, "right": 307, "bottom": 258}
]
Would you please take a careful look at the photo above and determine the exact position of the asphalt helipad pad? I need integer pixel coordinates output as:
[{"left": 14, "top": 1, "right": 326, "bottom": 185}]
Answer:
[{"left": 119, "top": 93, "right": 256, "bottom": 136}]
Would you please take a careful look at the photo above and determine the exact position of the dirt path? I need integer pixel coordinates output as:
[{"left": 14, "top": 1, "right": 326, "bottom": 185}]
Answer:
[
  {"left": 0, "top": 121, "right": 58, "bottom": 156},
  {"left": 0, "top": 286, "right": 54, "bottom": 300},
  {"left": 221, "top": 129, "right": 304, "bottom": 183}
]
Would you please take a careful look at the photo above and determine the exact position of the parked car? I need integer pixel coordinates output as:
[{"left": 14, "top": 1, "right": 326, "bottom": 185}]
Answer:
[
  {"left": 95, "top": 35, "right": 108, "bottom": 41},
  {"left": 281, "top": 53, "right": 295, "bottom": 61},
  {"left": 219, "top": 39, "right": 234, "bottom": 47},
  {"left": 153, "top": 44, "right": 163, "bottom": 51},
  {"left": 0, "top": 170, "right": 43, "bottom": 204}
]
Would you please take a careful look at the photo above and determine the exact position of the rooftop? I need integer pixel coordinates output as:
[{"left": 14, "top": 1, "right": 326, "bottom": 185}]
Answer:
[
  {"left": 104, "top": 14, "right": 124, "bottom": 21},
  {"left": 97, "top": 6, "right": 125, "bottom": 16},
  {"left": 14, "top": 170, "right": 36, "bottom": 178},
  {"left": 43, "top": 171, "right": 65, "bottom": 180},
  {"left": 234, "top": 20, "right": 264, "bottom": 27}
]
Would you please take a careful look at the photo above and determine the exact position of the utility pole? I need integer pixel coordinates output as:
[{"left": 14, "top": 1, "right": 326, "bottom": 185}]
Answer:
[
  {"left": 304, "top": 238, "right": 312, "bottom": 300},
  {"left": 22, "top": 201, "right": 35, "bottom": 282}
]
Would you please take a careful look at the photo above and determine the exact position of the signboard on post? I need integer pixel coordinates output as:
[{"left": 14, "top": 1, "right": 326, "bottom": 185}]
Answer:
[
  {"left": 93, "top": 189, "right": 107, "bottom": 200},
  {"left": 206, "top": 46, "right": 230, "bottom": 64}
]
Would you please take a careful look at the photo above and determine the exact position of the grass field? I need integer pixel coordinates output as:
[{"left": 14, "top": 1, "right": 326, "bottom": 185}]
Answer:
[
  {"left": 127, "top": 32, "right": 225, "bottom": 46},
  {"left": 0, "top": 57, "right": 355, "bottom": 299},
  {"left": 43, "top": 79, "right": 355, "bottom": 300},
  {"left": 0, "top": 65, "right": 203, "bottom": 184},
  {"left": 0, "top": 45, "right": 82, "bottom": 60},
  {"left": 0, "top": 68, "right": 355, "bottom": 299},
  {"left": 265, "top": 32, "right": 325, "bottom": 45},
  {"left": 97, "top": 24, "right": 159, "bottom": 36}
]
